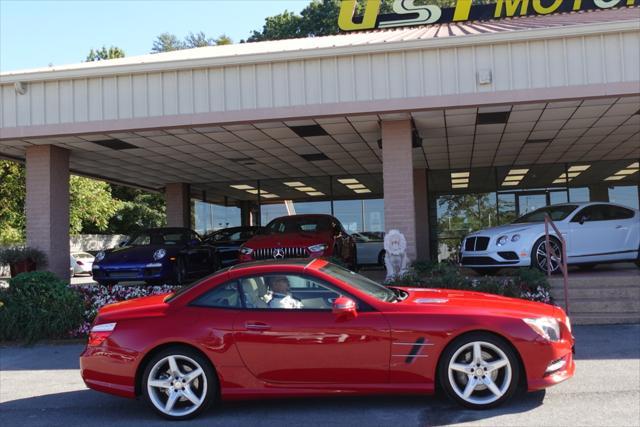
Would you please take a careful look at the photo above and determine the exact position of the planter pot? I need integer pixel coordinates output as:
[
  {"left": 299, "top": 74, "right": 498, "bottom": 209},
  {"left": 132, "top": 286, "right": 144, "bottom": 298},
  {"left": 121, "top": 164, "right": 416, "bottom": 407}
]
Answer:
[{"left": 9, "top": 259, "right": 37, "bottom": 277}]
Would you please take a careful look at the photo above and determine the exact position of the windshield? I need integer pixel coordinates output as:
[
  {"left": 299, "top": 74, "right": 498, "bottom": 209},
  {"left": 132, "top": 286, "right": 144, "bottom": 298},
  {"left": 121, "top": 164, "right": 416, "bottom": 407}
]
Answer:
[
  {"left": 128, "top": 229, "right": 189, "bottom": 246},
  {"left": 320, "top": 263, "right": 396, "bottom": 302},
  {"left": 513, "top": 205, "right": 578, "bottom": 223},
  {"left": 266, "top": 216, "right": 331, "bottom": 234}
]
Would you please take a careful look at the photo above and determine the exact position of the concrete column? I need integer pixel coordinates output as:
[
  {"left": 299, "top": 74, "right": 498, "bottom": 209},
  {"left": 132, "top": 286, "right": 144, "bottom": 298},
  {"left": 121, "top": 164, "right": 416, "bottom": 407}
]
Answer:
[
  {"left": 165, "top": 183, "right": 191, "bottom": 228},
  {"left": 588, "top": 184, "right": 609, "bottom": 202},
  {"left": 25, "top": 145, "right": 70, "bottom": 280},
  {"left": 382, "top": 119, "right": 417, "bottom": 261},
  {"left": 414, "top": 168, "right": 430, "bottom": 261}
]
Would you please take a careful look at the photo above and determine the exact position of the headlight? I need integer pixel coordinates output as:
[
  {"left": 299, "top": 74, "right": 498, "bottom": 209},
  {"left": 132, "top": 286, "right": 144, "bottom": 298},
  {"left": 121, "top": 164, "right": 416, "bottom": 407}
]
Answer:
[
  {"left": 523, "top": 317, "right": 561, "bottom": 342},
  {"left": 240, "top": 246, "right": 253, "bottom": 255},
  {"left": 308, "top": 244, "right": 328, "bottom": 253},
  {"left": 496, "top": 235, "right": 508, "bottom": 246},
  {"left": 95, "top": 251, "right": 105, "bottom": 262},
  {"left": 511, "top": 234, "right": 520, "bottom": 242},
  {"left": 153, "top": 249, "right": 166, "bottom": 261}
]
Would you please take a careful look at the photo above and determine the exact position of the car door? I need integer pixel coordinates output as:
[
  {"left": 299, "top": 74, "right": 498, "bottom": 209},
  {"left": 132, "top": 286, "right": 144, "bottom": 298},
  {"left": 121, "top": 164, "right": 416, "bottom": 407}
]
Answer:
[
  {"left": 185, "top": 231, "right": 212, "bottom": 273},
  {"left": 568, "top": 204, "right": 622, "bottom": 257},
  {"left": 232, "top": 272, "right": 391, "bottom": 385},
  {"left": 604, "top": 205, "right": 640, "bottom": 254}
]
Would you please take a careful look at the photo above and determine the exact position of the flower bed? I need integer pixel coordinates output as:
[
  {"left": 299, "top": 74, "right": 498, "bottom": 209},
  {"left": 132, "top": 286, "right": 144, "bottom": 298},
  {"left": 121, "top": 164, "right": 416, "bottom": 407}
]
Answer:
[
  {"left": 73, "top": 283, "right": 181, "bottom": 336},
  {"left": 386, "top": 262, "right": 553, "bottom": 304}
]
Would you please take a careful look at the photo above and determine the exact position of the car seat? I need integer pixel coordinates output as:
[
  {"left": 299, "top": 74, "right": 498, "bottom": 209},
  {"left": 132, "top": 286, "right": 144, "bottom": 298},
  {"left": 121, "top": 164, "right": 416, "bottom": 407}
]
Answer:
[{"left": 240, "top": 278, "right": 269, "bottom": 308}]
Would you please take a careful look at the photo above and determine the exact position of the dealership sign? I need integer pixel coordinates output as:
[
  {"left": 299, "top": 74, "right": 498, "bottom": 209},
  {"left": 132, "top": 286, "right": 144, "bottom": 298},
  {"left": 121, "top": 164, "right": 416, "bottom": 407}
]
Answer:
[{"left": 338, "top": 0, "right": 639, "bottom": 31}]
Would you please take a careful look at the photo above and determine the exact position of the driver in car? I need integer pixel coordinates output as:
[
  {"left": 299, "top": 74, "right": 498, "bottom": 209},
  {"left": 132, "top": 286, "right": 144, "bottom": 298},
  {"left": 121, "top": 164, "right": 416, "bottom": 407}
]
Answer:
[{"left": 268, "top": 276, "right": 303, "bottom": 309}]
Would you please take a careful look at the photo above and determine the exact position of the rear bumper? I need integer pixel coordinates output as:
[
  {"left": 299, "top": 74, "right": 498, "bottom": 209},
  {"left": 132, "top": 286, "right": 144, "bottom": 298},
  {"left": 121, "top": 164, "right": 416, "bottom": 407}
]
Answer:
[{"left": 80, "top": 345, "right": 139, "bottom": 399}]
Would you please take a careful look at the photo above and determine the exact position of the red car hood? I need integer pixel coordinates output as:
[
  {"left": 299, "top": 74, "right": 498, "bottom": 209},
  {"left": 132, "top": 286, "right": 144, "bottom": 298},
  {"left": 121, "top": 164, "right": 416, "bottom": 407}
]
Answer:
[
  {"left": 245, "top": 231, "right": 332, "bottom": 249},
  {"left": 399, "top": 287, "right": 558, "bottom": 318},
  {"left": 96, "top": 293, "right": 171, "bottom": 322}
]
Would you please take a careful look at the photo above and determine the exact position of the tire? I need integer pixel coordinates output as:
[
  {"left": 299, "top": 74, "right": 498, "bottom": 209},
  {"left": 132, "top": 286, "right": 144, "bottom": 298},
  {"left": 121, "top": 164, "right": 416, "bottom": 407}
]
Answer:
[
  {"left": 438, "top": 332, "right": 520, "bottom": 410},
  {"left": 377, "top": 250, "right": 386, "bottom": 266},
  {"left": 173, "top": 257, "right": 187, "bottom": 285},
  {"left": 471, "top": 268, "right": 500, "bottom": 276},
  {"left": 531, "top": 237, "right": 563, "bottom": 274},
  {"left": 142, "top": 346, "right": 217, "bottom": 421},
  {"left": 96, "top": 280, "right": 116, "bottom": 287}
]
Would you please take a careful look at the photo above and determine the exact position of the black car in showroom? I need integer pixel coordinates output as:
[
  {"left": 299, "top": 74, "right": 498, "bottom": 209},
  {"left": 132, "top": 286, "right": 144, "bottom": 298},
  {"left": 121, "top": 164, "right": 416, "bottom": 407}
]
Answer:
[
  {"left": 203, "top": 226, "right": 264, "bottom": 267},
  {"left": 92, "top": 227, "right": 220, "bottom": 286}
]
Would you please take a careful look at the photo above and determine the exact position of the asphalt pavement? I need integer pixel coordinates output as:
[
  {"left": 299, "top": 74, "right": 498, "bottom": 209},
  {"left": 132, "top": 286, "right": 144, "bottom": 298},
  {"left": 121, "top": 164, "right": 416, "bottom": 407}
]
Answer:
[{"left": 1, "top": 324, "right": 639, "bottom": 427}]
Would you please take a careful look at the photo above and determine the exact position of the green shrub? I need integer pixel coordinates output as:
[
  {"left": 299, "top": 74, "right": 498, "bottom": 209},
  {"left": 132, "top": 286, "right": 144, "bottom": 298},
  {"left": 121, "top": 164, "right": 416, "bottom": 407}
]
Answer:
[{"left": 0, "top": 271, "right": 84, "bottom": 343}]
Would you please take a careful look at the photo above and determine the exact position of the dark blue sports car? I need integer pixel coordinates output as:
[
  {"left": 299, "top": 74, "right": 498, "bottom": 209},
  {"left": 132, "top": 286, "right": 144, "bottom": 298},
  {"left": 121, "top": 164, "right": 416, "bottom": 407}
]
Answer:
[
  {"left": 203, "top": 226, "right": 264, "bottom": 267},
  {"left": 92, "top": 228, "right": 220, "bottom": 286}
]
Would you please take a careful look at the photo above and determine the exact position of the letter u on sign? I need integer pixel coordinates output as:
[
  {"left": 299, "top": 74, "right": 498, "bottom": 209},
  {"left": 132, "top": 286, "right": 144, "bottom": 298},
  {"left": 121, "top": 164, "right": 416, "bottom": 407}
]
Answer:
[{"left": 338, "top": 0, "right": 381, "bottom": 31}]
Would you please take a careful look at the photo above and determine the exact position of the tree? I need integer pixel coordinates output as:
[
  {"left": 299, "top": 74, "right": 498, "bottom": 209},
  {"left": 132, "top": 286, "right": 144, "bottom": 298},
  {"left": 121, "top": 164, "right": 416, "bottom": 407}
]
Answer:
[
  {"left": 105, "top": 185, "right": 166, "bottom": 235},
  {"left": 85, "top": 46, "right": 125, "bottom": 62},
  {"left": 0, "top": 161, "right": 26, "bottom": 245},
  {"left": 151, "top": 32, "right": 233, "bottom": 53},
  {"left": 69, "top": 176, "right": 123, "bottom": 235}
]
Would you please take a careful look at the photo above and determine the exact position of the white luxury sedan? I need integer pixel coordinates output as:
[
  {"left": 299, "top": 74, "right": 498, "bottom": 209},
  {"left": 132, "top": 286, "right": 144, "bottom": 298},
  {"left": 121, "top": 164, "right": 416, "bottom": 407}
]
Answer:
[{"left": 460, "top": 202, "right": 640, "bottom": 274}]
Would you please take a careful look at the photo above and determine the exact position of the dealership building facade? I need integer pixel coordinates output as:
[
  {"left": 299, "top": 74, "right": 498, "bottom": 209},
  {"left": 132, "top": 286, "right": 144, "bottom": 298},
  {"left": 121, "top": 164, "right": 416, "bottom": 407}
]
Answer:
[{"left": 1, "top": 5, "right": 639, "bottom": 279}]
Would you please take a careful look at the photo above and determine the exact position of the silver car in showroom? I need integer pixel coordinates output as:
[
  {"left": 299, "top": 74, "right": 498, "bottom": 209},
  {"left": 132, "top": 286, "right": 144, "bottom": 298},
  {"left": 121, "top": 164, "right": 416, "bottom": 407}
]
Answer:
[{"left": 460, "top": 202, "right": 640, "bottom": 274}]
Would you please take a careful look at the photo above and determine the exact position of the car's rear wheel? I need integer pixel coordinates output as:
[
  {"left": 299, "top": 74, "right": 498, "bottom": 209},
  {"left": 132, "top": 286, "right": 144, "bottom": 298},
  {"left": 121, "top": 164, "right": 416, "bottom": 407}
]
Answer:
[
  {"left": 377, "top": 250, "right": 386, "bottom": 266},
  {"left": 531, "top": 237, "right": 563, "bottom": 274},
  {"left": 438, "top": 332, "right": 520, "bottom": 409},
  {"left": 142, "top": 347, "right": 216, "bottom": 420}
]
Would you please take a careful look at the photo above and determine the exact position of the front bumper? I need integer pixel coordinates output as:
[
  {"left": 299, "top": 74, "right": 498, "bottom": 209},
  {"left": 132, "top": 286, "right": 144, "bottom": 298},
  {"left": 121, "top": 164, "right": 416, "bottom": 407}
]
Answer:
[{"left": 92, "top": 261, "right": 172, "bottom": 282}]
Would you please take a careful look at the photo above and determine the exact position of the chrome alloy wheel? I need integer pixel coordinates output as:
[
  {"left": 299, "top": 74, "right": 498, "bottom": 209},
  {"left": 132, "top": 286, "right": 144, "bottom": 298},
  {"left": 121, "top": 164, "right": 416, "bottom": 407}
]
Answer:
[
  {"left": 146, "top": 355, "right": 207, "bottom": 417},
  {"left": 535, "top": 239, "right": 562, "bottom": 273},
  {"left": 447, "top": 341, "right": 512, "bottom": 405}
]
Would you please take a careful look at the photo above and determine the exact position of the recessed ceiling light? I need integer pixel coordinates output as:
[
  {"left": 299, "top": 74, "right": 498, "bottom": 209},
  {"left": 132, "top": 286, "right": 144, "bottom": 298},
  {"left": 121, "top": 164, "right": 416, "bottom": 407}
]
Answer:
[
  {"left": 568, "top": 165, "right": 590, "bottom": 172},
  {"left": 353, "top": 189, "right": 372, "bottom": 194},
  {"left": 261, "top": 193, "right": 279, "bottom": 199},
  {"left": 451, "top": 172, "right": 470, "bottom": 178},
  {"left": 230, "top": 184, "right": 254, "bottom": 190},
  {"left": 451, "top": 184, "right": 468, "bottom": 189},
  {"left": 246, "top": 189, "right": 259, "bottom": 194},
  {"left": 615, "top": 169, "right": 638, "bottom": 175},
  {"left": 508, "top": 168, "right": 529, "bottom": 175},
  {"left": 501, "top": 181, "right": 519, "bottom": 186},
  {"left": 503, "top": 175, "right": 525, "bottom": 181},
  {"left": 306, "top": 191, "right": 325, "bottom": 196},
  {"left": 284, "top": 181, "right": 305, "bottom": 187},
  {"left": 628, "top": 162, "right": 639, "bottom": 169},
  {"left": 347, "top": 184, "right": 366, "bottom": 189},
  {"left": 296, "top": 187, "right": 316, "bottom": 192},
  {"left": 552, "top": 179, "right": 567, "bottom": 184},
  {"left": 604, "top": 176, "right": 626, "bottom": 181},
  {"left": 338, "top": 178, "right": 359, "bottom": 184},
  {"left": 451, "top": 178, "right": 469, "bottom": 184}
]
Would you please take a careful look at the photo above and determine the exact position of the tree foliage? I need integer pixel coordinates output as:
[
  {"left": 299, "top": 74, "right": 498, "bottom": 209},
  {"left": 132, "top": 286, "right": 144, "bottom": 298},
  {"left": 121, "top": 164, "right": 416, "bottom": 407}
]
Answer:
[
  {"left": 105, "top": 185, "right": 166, "bottom": 235},
  {"left": 151, "top": 31, "right": 233, "bottom": 53},
  {"left": 85, "top": 46, "right": 125, "bottom": 62},
  {"left": 0, "top": 161, "right": 26, "bottom": 245},
  {"left": 69, "top": 176, "right": 122, "bottom": 235}
]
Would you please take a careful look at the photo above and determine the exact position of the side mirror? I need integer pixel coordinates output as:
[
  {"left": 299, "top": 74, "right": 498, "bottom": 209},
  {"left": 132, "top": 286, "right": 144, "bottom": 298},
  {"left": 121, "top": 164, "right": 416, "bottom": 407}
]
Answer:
[
  {"left": 332, "top": 296, "right": 357, "bottom": 320},
  {"left": 579, "top": 216, "right": 587, "bottom": 225}
]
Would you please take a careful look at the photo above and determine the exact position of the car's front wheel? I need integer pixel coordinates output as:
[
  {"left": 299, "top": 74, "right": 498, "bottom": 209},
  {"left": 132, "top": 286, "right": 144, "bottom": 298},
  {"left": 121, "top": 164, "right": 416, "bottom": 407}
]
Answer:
[
  {"left": 531, "top": 236, "right": 563, "bottom": 274},
  {"left": 142, "top": 346, "right": 217, "bottom": 420},
  {"left": 438, "top": 332, "right": 520, "bottom": 409}
]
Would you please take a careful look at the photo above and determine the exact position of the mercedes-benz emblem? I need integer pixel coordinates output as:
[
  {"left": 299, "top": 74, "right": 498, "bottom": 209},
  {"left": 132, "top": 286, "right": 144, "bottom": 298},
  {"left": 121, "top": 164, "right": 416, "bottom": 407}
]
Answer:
[{"left": 273, "top": 248, "right": 284, "bottom": 259}]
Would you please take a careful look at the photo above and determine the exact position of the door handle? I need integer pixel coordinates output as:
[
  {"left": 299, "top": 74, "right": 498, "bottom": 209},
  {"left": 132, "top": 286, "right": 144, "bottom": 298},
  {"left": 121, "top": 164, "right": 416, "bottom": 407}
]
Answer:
[
  {"left": 615, "top": 225, "right": 623, "bottom": 229},
  {"left": 245, "top": 322, "right": 271, "bottom": 331}
]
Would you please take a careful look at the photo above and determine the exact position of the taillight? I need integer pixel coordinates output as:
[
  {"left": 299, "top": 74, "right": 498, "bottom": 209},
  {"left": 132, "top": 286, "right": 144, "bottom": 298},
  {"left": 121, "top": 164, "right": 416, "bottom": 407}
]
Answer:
[{"left": 88, "top": 322, "right": 116, "bottom": 346}]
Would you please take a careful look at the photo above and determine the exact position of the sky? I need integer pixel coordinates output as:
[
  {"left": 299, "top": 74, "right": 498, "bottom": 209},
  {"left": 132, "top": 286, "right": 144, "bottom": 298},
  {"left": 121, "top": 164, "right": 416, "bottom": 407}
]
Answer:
[{"left": 0, "top": 0, "right": 308, "bottom": 72}]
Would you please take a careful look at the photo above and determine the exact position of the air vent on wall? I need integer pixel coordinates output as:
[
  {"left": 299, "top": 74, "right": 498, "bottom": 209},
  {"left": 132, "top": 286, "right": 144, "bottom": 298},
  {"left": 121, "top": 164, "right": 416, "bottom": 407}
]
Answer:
[
  {"left": 300, "top": 153, "right": 330, "bottom": 162},
  {"left": 90, "top": 139, "right": 137, "bottom": 150},
  {"left": 230, "top": 157, "right": 256, "bottom": 166},
  {"left": 526, "top": 139, "right": 552, "bottom": 144},
  {"left": 289, "top": 125, "right": 328, "bottom": 137},
  {"left": 476, "top": 111, "right": 510, "bottom": 125}
]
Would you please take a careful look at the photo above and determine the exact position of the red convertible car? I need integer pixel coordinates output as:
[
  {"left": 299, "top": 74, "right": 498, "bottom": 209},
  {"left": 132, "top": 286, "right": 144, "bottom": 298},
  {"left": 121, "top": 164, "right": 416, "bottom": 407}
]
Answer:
[
  {"left": 80, "top": 259, "right": 574, "bottom": 420},
  {"left": 238, "top": 214, "right": 357, "bottom": 269}
]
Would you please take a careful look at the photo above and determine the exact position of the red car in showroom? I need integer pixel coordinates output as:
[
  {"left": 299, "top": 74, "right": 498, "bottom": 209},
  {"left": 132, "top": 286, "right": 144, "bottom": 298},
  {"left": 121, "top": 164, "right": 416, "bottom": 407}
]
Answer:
[
  {"left": 80, "top": 259, "right": 574, "bottom": 420},
  {"left": 238, "top": 214, "right": 357, "bottom": 269}
]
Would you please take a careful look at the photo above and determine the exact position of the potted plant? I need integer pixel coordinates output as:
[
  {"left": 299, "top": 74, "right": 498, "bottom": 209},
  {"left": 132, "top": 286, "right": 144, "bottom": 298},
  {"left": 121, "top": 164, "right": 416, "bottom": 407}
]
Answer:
[{"left": 0, "top": 247, "right": 48, "bottom": 277}]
